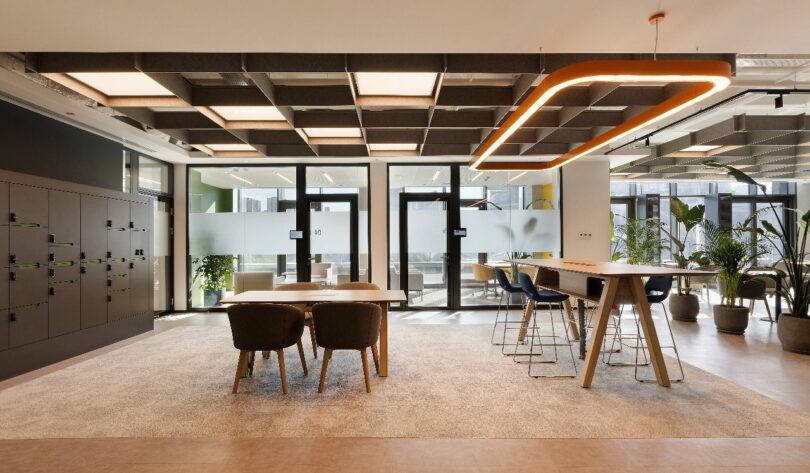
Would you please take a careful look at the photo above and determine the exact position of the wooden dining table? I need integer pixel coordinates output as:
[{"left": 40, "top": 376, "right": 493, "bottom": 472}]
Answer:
[
  {"left": 516, "top": 258, "right": 715, "bottom": 388},
  {"left": 220, "top": 289, "right": 407, "bottom": 377}
]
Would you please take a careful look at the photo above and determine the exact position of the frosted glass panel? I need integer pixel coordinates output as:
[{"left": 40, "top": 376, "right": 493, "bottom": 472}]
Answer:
[
  {"left": 244, "top": 212, "right": 296, "bottom": 254},
  {"left": 310, "top": 211, "right": 350, "bottom": 254},
  {"left": 461, "top": 209, "right": 560, "bottom": 254},
  {"left": 153, "top": 207, "right": 170, "bottom": 257},
  {"left": 189, "top": 213, "right": 244, "bottom": 255},
  {"left": 402, "top": 209, "right": 446, "bottom": 252}
]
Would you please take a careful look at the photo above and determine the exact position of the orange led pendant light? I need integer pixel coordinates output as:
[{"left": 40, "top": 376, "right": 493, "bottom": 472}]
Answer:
[{"left": 469, "top": 59, "right": 732, "bottom": 171}]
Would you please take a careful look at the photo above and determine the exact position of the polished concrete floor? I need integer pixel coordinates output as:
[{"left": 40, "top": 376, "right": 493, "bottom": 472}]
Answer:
[{"left": 2, "top": 294, "right": 810, "bottom": 472}]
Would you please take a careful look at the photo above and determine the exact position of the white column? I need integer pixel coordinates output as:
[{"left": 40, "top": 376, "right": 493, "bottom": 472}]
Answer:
[
  {"left": 369, "top": 161, "right": 389, "bottom": 288},
  {"left": 561, "top": 160, "right": 611, "bottom": 261},
  {"left": 173, "top": 163, "right": 188, "bottom": 311}
]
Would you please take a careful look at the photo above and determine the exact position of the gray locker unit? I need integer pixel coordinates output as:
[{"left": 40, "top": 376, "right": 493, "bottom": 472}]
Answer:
[{"left": 0, "top": 169, "right": 154, "bottom": 380}]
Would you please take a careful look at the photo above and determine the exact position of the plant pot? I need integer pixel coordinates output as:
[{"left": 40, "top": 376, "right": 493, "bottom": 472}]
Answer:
[
  {"left": 712, "top": 305, "right": 749, "bottom": 334},
  {"left": 777, "top": 314, "right": 810, "bottom": 355},
  {"left": 204, "top": 288, "right": 225, "bottom": 307},
  {"left": 669, "top": 293, "right": 700, "bottom": 321}
]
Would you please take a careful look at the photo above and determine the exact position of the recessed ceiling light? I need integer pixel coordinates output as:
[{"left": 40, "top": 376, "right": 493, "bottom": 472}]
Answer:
[
  {"left": 682, "top": 145, "right": 721, "bottom": 152},
  {"left": 322, "top": 172, "right": 335, "bottom": 184},
  {"left": 210, "top": 106, "right": 286, "bottom": 121},
  {"left": 275, "top": 172, "right": 294, "bottom": 185},
  {"left": 508, "top": 171, "right": 528, "bottom": 182},
  {"left": 355, "top": 72, "right": 438, "bottom": 96},
  {"left": 470, "top": 171, "right": 484, "bottom": 182},
  {"left": 431, "top": 170, "right": 441, "bottom": 182},
  {"left": 206, "top": 143, "right": 257, "bottom": 152},
  {"left": 66, "top": 72, "right": 175, "bottom": 96},
  {"left": 303, "top": 128, "right": 362, "bottom": 138},
  {"left": 368, "top": 143, "right": 419, "bottom": 151},
  {"left": 228, "top": 173, "right": 253, "bottom": 185}
]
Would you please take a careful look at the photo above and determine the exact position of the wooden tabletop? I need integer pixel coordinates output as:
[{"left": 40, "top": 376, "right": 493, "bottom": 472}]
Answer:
[
  {"left": 221, "top": 289, "right": 407, "bottom": 304},
  {"left": 516, "top": 258, "right": 717, "bottom": 277}
]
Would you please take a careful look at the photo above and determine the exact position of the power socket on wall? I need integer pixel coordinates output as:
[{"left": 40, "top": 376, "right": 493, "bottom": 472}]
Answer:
[{"left": 578, "top": 232, "right": 593, "bottom": 240}]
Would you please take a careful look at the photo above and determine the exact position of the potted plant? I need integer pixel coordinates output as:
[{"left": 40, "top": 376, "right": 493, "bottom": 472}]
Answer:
[
  {"left": 661, "top": 197, "right": 707, "bottom": 321},
  {"left": 705, "top": 161, "right": 810, "bottom": 352},
  {"left": 706, "top": 234, "right": 760, "bottom": 334},
  {"left": 192, "top": 255, "right": 235, "bottom": 307},
  {"left": 614, "top": 217, "right": 665, "bottom": 265}
]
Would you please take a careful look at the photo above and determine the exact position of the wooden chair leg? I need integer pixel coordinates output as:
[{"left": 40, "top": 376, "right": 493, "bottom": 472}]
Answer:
[
  {"left": 262, "top": 351, "right": 270, "bottom": 359},
  {"left": 748, "top": 298, "right": 755, "bottom": 316},
  {"left": 276, "top": 349, "right": 288, "bottom": 395},
  {"left": 232, "top": 351, "right": 248, "bottom": 394},
  {"left": 297, "top": 339, "right": 309, "bottom": 376},
  {"left": 309, "top": 324, "right": 319, "bottom": 359},
  {"left": 248, "top": 351, "right": 256, "bottom": 376},
  {"left": 371, "top": 344, "right": 380, "bottom": 374},
  {"left": 361, "top": 348, "right": 371, "bottom": 393},
  {"left": 764, "top": 297, "right": 773, "bottom": 321},
  {"left": 318, "top": 349, "right": 332, "bottom": 393}
]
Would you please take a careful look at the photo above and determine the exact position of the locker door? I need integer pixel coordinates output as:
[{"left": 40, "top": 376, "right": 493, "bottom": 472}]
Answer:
[
  {"left": 0, "top": 182, "right": 9, "bottom": 225},
  {"left": 130, "top": 202, "right": 150, "bottom": 231},
  {"left": 0, "top": 226, "right": 7, "bottom": 309},
  {"left": 10, "top": 184, "right": 48, "bottom": 226},
  {"left": 9, "top": 265, "right": 48, "bottom": 307},
  {"left": 108, "top": 199, "right": 130, "bottom": 231},
  {"left": 49, "top": 190, "right": 81, "bottom": 246},
  {"left": 108, "top": 230, "right": 130, "bottom": 259},
  {"left": 9, "top": 303, "right": 48, "bottom": 348},
  {"left": 108, "top": 288, "right": 130, "bottom": 321},
  {"left": 130, "top": 258, "right": 150, "bottom": 315},
  {"left": 108, "top": 261, "right": 130, "bottom": 291},
  {"left": 9, "top": 226, "right": 49, "bottom": 265},
  {"left": 49, "top": 280, "right": 81, "bottom": 337},
  {"left": 0, "top": 309, "right": 7, "bottom": 351},
  {"left": 130, "top": 230, "right": 149, "bottom": 258},
  {"left": 81, "top": 195, "right": 107, "bottom": 260},
  {"left": 80, "top": 261, "right": 107, "bottom": 328}
]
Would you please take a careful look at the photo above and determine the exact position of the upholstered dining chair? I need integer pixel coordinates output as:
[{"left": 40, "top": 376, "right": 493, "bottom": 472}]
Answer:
[
  {"left": 276, "top": 282, "right": 322, "bottom": 358},
  {"left": 226, "top": 303, "right": 308, "bottom": 394},
  {"left": 312, "top": 302, "right": 381, "bottom": 393},
  {"left": 471, "top": 263, "right": 497, "bottom": 296},
  {"left": 334, "top": 282, "right": 380, "bottom": 290}
]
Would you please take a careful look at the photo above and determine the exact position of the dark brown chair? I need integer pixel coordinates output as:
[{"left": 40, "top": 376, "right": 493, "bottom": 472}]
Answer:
[
  {"left": 276, "top": 282, "right": 321, "bottom": 358},
  {"left": 226, "top": 303, "right": 308, "bottom": 394},
  {"left": 313, "top": 302, "right": 381, "bottom": 393},
  {"left": 334, "top": 282, "right": 380, "bottom": 290}
]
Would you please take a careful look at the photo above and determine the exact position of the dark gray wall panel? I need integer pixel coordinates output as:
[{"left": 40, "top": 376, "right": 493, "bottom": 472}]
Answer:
[
  {"left": 81, "top": 195, "right": 107, "bottom": 260},
  {"left": 80, "top": 262, "right": 107, "bottom": 328},
  {"left": 49, "top": 190, "right": 81, "bottom": 246},
  {"left": 9, "top": 184, "right": 48, "bottom": 226},
  {"left": 0, "top": 99, "right": 122, "bottom": 190},
  {"left": 49, "top": 280, "right": 80, "bottom": 337},
  {"left": 0, "top": 309, "right": 7, "bottom": 351}
]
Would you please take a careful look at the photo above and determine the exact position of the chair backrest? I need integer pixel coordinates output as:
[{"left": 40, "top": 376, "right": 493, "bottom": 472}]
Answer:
[
  {"left": 518, "top": 272, "right": 542, "bottom": 300},
  {"left": 334, "top": 281, "right": 380, "bottom": 290},
  {"left": 276, "top": 282, "right": 321, "bottom": 291},
  {"left": 234, "top": 271, "right": 274, "bottom": 294},
  {"left": 494, "top": 267, "right": 512, "bottom": 290},
  {"left": 312, "top": 302, "right": 381, "bottom": 350},
  {"left": 226, "top": 303, "right": 305, "bottom": 351},
  {"left": 645, "top": 275, "right": 673, "bottom": 296},
  {"left": 751, "top": 274, "right": 777, "bottom": 290},
  {"left": 471, "top": 263, "right": 494, "bottom": 282},
  {"left": 737, "top": 278, "right": 766, "bottom": 299},
  {"left": 311, "top": 262, "right": 331, "bottom": 277}
]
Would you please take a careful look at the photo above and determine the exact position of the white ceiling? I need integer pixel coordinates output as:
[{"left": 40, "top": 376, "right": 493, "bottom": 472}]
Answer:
[{"left": 3, "top": 1, "right": 810, "bottom": 54}]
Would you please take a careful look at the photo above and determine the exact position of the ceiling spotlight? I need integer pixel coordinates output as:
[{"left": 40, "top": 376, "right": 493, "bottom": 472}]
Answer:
[
  {"left": 644, "top": 137, "right": 650, "bottom": 147},
  {"left": 775, "top": 94, "right": 784, "bottom": 109}
]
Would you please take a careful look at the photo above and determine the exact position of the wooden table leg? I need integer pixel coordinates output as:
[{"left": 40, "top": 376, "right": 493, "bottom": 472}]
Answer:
[
  {"left": 517, "top": 299, "right": 535, "bottom": 343},
  {"left": 628, "top": 276, "right": 671, "bottom": 387},
  {"left": 581, "top": 277, "right": 619, "bottom": 388},
  {"left": 564, "top": 298, "right": 580, "bottom": 341},
  {"left": 379, "top": 302, "right": 389, "bottom": 377}
]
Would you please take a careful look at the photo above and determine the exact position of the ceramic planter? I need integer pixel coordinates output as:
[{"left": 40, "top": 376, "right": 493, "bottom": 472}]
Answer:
[
  {"left": 777, "top": 314, "right": 810, "bottom": 355},
  {"left": 669, "top": 293, "right": 700, "bottom": 321},
  {"left": 713, "top": 305, "right": 749, "bottom": 334}
]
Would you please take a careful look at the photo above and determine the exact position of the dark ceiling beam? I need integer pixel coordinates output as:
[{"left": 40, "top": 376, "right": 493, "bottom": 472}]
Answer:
[
  {"left": 318, "top": 145, "right": 369, "bottom": 157},
  {"left": 138, "top": 72, "right": 194, "bottom": 104},
  {"left": 294, "top": 110, "right": 360, "bottom": 128},
  {"left": 437, "top": 86, "right": 514, "bottom": 107},
  {"left": 363, "top": 110, "right": 429, "bottom": 128},
  {"left": 425, "top": 129, "right": 482, "bottom": 144},
  {"left": 138, "top": 53, "right": 243, "bottom": 72},
  {"left": 187, "top": 129, "right": 245, "bottom": 145},
  {"left": 593, "top": 85, "right": 666, "bottom": 106},
  {"left": 245, "top": 72, "right": 296, "bottom": 123},
  {"left": 365, "top": 129, "right": 425, "bottom": 143},
  {"left": 493, "top": 73, "right": 538, "bottom": 127},
  {"left": 504, "top": 128, "right": 541, "bottom": 144},
  {"left": 245, "top": 53, "right": 346, "bottom": 72},
  {"left": 520, "top": 142, "right": 572, "bottom": 156},
  {"left": 431, "top": 110, "right": 494, "bottom": 128},
  {"left": 265, "top": 145, "right": 317, "bottom": 157},
  {"left": 421, "top": 144, "right": 472, "bottom": 156},
  {"left": 347, "top": 54, "right": 445, "bottom": 72},
  {"left": 190, "top": 85, "right": 270, "bottom": 106},
  {"left": 113, "top": 107, "right": 155, "bottom": 128},
  {"left": 275, "top": 85, "right": 355, "bottom": 106},
  {"left": 248, "top": 130, "right": 307, "bottom": 145},
  {"left": 152, "top": 111, "right": 219, "bottom": 129},
  {"left": 24, "top": 53, "right": 137, "bottom": 73}
]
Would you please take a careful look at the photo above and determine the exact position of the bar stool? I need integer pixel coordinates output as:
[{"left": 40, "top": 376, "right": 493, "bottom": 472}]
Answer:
[
  {"left": 632, "top": 275, "right": 684, "bottom": 383},
  {"left": 491, "top": 268, "right": 526, "bottom": 354},
  {"left": 517, "top": 272, "right": 577, "bottom": 378}
]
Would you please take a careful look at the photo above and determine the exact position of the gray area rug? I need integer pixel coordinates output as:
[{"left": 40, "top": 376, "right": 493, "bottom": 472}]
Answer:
[{"left": 1, "top": 324, "right": 809, "bottom": 439}]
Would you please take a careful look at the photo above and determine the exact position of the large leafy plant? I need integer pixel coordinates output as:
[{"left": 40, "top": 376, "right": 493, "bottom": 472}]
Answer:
[
  {"left": 706, "top": 235, "right": 760, "bottom": 307},
  {"left": 614, "top": 217, "right": 666, "bottom": 265},
  {"left": 192, "top": 255, "right": 235, "bottom": 292},
  {"left": 705, "top": 161, "right": 810, "bottom": 318},
  {"left": 661, "top": 197, "right": 707, "bottom": 294}
]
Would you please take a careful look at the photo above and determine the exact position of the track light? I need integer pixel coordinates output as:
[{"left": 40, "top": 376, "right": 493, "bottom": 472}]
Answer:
[
  {"left": 775, "top": 94, "right": 784, "bottom": 109},
  {"left": 644, "top": 137, "right": 650, "bottom": 147}
]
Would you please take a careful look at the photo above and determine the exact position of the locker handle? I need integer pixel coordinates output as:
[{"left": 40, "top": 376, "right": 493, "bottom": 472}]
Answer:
[
  {"left": 107, "top": 279, "right": 112, "bottom": 287},
  {"left": 9, "top": 212, "right": 15, "bottom": 223},
  {"left": 80, "top": 266, "right": 87, "bottom": 274},
  {"left": 8, "top": 254, "right": 15, "bottom": 264},
  {"left": 106, "top": 219, "right": 112, "bottom": 228},
  {"left": 48, "top": 269, "right": 55, "bottom": 278},
  {"left": 107, "top": 295, "right": 112, "bottom": 302},
  {"left": 129, "top": 262, "right": 134, "bottom": 269},
  {"left": 9, "top": 313, "right": 15, "bottom": 322},
  {"left": 48, "top": 234, "right": 55, "bottom": 243},
  {"left": 9, "top": 271, "right": 15, "bottom": 281},
  {"left": 106, "top": 251, "right": 112, "bottom": 258},
  {"left": 48, "top": 253, "right": 54, "bottom": 262},
  {"left": 49, "top": 287, "right": 55, "bottom": 296},
  {"left": 129, "top": 221, "right": 134, "bottom": 229},
  {"left": 80, "top": 251, "right": 86, "bottom": 260}
]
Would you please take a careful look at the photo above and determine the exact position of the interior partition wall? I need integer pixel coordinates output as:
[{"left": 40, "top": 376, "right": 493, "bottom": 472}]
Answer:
[
  {"left": 187, "top": 164, "right": 369, "bottom": 310},
  {"left": 388, "top": 164, "right": 561, "bottom": 310}
]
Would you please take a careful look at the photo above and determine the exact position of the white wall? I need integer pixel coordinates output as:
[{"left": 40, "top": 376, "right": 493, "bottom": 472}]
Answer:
[
  {"left": 173, "top": 163, "right": 188, "bottom": 311},
  {"left": 369, "top": 162, "right": 389, "bottom": 288},
  {"left": 561, "top": 160, "right": 611, "bottom": 261},
  {"left": 798, "top": 182, "right": 810, "bottom": 214}
]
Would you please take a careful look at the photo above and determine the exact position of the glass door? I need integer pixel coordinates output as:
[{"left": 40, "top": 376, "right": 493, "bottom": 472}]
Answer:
[
  {"left": 399, "top": 193, "right": 452, "bottom": 308},
  {"left": 300, "top": 194, "right": 359, "bottom": 287},
  {"left": 152, "top": 196, "right": 172, "bottom": 313}
]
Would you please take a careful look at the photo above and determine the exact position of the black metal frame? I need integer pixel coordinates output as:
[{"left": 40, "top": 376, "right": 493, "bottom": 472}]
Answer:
[{"left": 299, "top": 193, "right": 360, "bottom": 283}]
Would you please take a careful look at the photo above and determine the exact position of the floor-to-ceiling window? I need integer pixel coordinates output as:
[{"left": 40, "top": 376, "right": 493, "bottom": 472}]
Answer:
[
  {"left": 187, "top": 165, "right": 369, "bottom": 310},
  {"left": 389, "top": 164, "right": 560, "bottom": 309}
]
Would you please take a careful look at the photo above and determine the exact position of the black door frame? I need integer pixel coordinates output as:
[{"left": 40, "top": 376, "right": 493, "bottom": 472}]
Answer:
[{"left": 298, "top": 194, "right": 359, "bottom": 283}]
